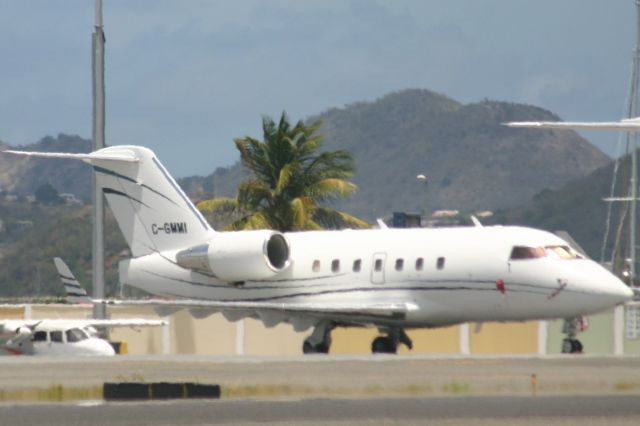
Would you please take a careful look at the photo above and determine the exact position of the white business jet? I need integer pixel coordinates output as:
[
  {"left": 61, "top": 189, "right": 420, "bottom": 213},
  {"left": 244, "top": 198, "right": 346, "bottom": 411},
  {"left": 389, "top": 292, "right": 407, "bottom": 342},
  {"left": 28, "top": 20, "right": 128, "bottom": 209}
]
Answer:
[
  {"left": 0, "top": 258, "right": 165, "bottom": 356},
  {"left": 4, "top": 145, "right": 633, "bottom": 354}
]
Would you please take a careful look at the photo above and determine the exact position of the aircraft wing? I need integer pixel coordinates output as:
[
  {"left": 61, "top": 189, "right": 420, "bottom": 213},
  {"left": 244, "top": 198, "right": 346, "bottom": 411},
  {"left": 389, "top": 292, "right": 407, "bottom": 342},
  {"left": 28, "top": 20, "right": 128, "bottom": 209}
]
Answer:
[
  {"left": 72, "top": 319, "right": 167, "bottom": 329},
  {"left": 98, "top": 299, "right": 419, "bottom": 330},
  {"left": 505, "top": 117, "right": 640, "bottom": 131},
  {"left": 3, "top": 319, "right": 165, "bottom": 330}
]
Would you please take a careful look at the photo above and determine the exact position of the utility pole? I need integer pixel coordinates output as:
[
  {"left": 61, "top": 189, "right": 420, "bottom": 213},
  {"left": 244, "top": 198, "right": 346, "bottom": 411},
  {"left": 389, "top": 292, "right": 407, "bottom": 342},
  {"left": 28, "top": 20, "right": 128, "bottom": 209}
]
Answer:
[
  {"left": 92, "top": 0, "right": 106, "bottom": 319},
  {"left": 627, "top": 0, "right": 640, "bottom": 284}
]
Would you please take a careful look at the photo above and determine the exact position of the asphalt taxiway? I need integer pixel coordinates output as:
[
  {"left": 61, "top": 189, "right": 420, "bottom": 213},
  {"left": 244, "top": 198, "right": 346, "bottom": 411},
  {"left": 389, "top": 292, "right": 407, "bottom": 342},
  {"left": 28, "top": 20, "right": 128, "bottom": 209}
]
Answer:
[
  {"left": 2, "top": 395, "right": 640, "bottom": 426},
  {"left": 1, "top": 355, "right": 639, "bottom": 398}
]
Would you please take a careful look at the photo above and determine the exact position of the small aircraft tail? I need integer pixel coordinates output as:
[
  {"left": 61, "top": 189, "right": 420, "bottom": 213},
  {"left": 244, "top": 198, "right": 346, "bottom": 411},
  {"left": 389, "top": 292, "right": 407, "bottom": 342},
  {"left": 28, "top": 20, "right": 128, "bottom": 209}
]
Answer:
[
  {"left": 6, "top": 146, "right": 215, "bottom": 257},
  {"left": 54, "top": 257, "right": 91, "bottom": 304}
]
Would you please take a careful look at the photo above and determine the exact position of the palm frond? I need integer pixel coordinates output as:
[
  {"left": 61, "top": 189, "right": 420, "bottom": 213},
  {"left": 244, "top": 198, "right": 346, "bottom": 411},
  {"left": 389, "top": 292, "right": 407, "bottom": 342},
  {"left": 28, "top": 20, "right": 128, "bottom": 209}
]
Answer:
[
  {"left": 196, "top": 197, "right": 238, "bottom": 214},
  {"left": 308, "top": 178, "right": 357, "bottom": 200},
  {"left": 227, "top": 112, "right": 367, "bottom": 232},
  {"left": 313, "top": 208, "right": 371, "bottom": 230}
]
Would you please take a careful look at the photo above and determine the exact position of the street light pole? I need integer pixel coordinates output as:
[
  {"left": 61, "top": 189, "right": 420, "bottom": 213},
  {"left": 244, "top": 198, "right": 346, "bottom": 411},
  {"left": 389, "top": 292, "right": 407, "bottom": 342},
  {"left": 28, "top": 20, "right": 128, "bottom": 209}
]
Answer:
[{"left": 92, "top": 0, "right": 106, "bottom": 319}]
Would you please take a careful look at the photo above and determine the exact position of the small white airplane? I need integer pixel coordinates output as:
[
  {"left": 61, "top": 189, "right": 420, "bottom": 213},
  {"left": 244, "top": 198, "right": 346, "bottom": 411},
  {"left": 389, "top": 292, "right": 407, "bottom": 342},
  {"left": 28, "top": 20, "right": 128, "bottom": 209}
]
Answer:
[
  {"left": 4, "top": 145, "right": 633, "bottom": 354},
  {"left": 0, "top": 258, "right": 165, "bottom": 356}
]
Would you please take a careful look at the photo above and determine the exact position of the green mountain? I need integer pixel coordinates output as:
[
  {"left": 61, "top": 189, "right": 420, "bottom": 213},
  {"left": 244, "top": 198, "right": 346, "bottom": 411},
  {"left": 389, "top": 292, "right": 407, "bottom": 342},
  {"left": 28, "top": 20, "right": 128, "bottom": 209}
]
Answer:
[{"left": 190, "top": 89, "right": 609, "bottom": 220}]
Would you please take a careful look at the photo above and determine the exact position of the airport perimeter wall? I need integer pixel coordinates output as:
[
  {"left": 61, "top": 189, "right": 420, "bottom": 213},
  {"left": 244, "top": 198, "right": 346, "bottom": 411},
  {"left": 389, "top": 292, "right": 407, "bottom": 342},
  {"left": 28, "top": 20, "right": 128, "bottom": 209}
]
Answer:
[{"left": 2, "top": 304, "right": 639, "bottom": 356}]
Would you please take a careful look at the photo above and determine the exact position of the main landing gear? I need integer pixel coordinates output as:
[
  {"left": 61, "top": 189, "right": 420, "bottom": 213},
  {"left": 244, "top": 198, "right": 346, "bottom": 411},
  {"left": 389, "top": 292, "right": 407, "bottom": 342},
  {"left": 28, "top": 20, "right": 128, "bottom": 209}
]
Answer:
[
  {"left": 371, "top": 328, "right": 413, "bottom": 354},
  {"left": 301, "top": 323, "right": 414, "bottom": 355},
  {"left": 561, "top": 316, "right": 587, "bottom": 354},
  {"left": 302, "top": 321, "right": 333, "bottom": 354}
]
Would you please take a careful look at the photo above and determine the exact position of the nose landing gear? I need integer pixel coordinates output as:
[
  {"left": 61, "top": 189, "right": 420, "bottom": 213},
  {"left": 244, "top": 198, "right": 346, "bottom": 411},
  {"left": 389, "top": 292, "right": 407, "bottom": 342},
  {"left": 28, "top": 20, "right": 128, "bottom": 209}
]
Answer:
[{"left": 561, "top": 317, "right": 588, "bottom": 354}]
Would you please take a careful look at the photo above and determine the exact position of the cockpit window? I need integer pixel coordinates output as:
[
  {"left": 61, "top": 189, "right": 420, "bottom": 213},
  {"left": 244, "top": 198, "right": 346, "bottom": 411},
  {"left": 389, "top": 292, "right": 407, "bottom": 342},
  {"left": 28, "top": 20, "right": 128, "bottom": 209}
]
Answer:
[
  {"left": 545, "top": 245, "right": 583, "bottom": 260},
  {"left": 510, "top": 245, "right": 583, "bottom": 261},
  {"left": 66, "top": 328, "right": 88, "bottom": 343},
  {"left": 510, "top": 246, "right": 546, "bottom": 260}
]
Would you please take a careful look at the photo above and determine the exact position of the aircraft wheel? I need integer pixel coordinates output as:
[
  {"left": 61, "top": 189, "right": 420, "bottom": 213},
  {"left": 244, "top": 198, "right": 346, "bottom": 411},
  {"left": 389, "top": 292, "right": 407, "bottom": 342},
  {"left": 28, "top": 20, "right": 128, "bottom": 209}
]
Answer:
[
  {"left": 303, "top": 340, "right": 329, "bottom": 354},
  {"left": 572, "top": 339, "right": 583, "bottom": 354},
  {"left": 562, "top": 338, "right": 583, "bottom": 354},
  {"left": 371, "top": 336, "right": 397, "bottom": 354}
]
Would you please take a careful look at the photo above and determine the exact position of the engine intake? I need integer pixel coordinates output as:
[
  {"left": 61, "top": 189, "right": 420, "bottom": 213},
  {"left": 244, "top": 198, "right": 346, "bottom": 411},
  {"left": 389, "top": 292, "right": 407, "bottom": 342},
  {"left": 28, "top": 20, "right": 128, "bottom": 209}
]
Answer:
[{"left": 175, "top": 230, "right": 290, "bottom": 282}]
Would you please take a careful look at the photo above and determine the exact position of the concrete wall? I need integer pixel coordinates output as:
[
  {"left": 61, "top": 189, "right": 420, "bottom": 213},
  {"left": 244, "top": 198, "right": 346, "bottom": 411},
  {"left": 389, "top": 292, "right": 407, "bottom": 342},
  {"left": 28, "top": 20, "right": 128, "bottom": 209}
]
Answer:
[{"left": 4, "top": 304, "right": 639, "bottom": 356}]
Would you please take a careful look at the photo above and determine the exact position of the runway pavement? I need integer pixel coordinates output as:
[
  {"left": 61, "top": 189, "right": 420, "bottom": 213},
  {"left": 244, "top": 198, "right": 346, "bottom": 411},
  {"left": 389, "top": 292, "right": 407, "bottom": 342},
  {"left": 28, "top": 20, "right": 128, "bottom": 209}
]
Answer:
[
  {"left": 2, "top": 395, "right": 640, "bottom": 425},
  {"left": 1, "top": 355, "right": 640, "bottom": 399}
]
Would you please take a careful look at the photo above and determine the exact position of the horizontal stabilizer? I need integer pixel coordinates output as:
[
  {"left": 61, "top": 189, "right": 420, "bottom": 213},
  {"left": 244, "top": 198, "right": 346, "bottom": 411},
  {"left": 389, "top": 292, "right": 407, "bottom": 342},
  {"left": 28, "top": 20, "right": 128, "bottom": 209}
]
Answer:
[{"left": 3, "top": 148, "right": 139, "bottom": 163}]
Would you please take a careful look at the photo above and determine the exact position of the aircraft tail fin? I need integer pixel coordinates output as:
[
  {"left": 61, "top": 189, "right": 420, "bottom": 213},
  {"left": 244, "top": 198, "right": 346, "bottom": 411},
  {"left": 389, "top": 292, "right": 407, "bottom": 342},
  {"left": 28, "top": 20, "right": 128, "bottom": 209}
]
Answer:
[
  {"left": 54, "top": 257, "right": 91, "bottom": 304},
  {"left": 7, "top": 146, "right": 214, "bottom": 257}
]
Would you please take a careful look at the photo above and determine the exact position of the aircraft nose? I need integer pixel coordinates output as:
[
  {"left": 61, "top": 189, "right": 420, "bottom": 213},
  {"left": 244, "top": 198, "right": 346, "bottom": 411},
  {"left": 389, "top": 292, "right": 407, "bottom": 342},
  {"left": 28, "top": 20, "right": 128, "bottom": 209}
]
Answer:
[
  {"left": 593, "top": 268, "right": 634, "bottom": 305},
  {"left": 613, "top": 281, "right": 635, "bottom": 303},
  {"left": 566, "top": 262, "right": 634, "bottom": 310}
]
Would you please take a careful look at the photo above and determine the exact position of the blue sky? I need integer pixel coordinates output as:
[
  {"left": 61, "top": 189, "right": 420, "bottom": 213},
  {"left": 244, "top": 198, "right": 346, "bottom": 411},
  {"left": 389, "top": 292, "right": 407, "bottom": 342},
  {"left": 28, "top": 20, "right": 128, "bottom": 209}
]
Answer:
[{"left": 0, "top": 1, "right": 634, "bottom": 176}]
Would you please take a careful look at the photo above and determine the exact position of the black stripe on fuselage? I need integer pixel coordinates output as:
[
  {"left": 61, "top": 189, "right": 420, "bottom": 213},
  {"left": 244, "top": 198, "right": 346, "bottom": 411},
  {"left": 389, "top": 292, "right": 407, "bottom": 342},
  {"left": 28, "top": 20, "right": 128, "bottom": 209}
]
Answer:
[
  {"left": 140, "top": 268, "right": 354, "bottom": 291},
  {"left": 136, "top": 269, "right": 567, "bottom": 302}
]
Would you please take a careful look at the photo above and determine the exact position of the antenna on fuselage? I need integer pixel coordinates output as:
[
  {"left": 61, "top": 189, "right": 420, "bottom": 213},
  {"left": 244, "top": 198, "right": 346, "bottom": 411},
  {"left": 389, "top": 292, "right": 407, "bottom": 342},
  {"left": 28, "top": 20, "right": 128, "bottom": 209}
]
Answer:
[{"left": 376, "top": 219, "right": 389, "bottom": 230}]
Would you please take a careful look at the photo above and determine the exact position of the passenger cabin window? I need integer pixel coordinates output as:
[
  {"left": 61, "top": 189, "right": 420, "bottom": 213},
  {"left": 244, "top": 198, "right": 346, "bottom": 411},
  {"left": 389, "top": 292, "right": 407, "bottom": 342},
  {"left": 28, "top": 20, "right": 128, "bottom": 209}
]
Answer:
[
  {"left": 312, "top": 260, "right": 321, "bottom": 272},
  {"left": 395, "top": 259, "right": 404, "bottom": 271},
  {"left": 50, "top": 331, "right": 63, "bottom": 343},
  {"left": 66, "top": 328, "right": 87, "bottom": 343},
  {"left": 510, "top": 246, "right": 546, "bottom": 260},
  {"left": 374, "top": 259, "right": 383, "bottom": 272},
  {"left": 353, "top": 259, "right": 362, "bottom": 272},
  {"left": 436, "top": 257, "right": 445, "bottom": 270},
  {"left": 32, "top": 331, "right": 47, "bottom": 342},
  {"left": 415, "top": 258, "right": 424, "bottom": 271},
  {"left": 331, "top": 259, "right": 340, "bottom": 273}
]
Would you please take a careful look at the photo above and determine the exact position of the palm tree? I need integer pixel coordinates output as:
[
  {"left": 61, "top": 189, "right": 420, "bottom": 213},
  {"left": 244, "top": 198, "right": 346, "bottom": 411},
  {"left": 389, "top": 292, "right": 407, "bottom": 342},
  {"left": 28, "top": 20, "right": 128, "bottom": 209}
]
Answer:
[{"left": 197, "top": 112, "right": 369, "bottom": 231}]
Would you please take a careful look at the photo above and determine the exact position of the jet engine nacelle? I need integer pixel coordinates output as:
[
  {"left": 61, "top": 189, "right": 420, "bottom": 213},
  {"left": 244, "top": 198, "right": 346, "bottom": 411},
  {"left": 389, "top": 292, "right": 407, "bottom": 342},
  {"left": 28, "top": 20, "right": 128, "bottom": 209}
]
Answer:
[{"left": 175, "top": 230, "right": 290, "bottom": 282}]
